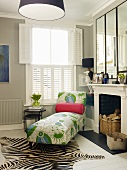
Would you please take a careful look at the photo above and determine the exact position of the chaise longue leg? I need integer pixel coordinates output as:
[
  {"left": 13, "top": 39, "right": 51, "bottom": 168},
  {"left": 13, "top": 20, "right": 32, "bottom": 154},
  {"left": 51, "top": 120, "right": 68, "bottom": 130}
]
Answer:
[
  {"left": 60, "top": 145, "right": 66, "bottom": 154},
  {"left": 82, "top": 126, "right": 85, "bottom": 131},
  {"left": 29, "top": 142, "right": 33, "bottom": 149}
]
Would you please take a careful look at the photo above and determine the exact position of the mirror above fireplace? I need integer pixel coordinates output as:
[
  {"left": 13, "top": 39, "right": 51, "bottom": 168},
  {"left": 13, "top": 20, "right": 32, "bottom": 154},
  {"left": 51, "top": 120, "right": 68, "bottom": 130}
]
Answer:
[
  {"left": 118, "top": 1, "right": 127, "bottom": 72},
  {"left": 96, "top": 0, "right": 127, "bottom": 78}
]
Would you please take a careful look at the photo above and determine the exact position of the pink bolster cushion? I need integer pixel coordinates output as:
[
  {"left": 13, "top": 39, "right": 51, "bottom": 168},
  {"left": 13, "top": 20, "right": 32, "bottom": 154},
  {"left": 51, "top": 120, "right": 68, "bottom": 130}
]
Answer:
[{"left": 55, "top": 103, "right": 85, "bottom": 115}]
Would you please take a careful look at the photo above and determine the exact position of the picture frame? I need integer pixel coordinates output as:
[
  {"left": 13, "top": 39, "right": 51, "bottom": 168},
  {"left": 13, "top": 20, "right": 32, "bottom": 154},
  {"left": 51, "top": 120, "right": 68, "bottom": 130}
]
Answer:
[
  {"left": 79, "top": 74, "right": 87, "bottom": 86},
  {"left": 0, "top": 45, "right": 9, "bottom": 83},
  {"left": 92, "top": 73, "right": 103, "bottom": 84}
]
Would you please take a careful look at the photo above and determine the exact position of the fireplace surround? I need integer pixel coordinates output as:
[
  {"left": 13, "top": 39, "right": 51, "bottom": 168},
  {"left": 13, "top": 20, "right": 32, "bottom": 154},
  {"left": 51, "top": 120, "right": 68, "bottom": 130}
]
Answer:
[{"left": 89, "top": 84, "right": 127, "bottom": 135}]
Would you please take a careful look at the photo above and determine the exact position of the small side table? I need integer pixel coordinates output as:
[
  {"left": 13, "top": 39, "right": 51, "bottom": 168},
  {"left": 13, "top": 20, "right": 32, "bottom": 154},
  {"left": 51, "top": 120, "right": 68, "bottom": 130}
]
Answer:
[{"left": 24, "top": 108, "right": 46, "bottom": 131}]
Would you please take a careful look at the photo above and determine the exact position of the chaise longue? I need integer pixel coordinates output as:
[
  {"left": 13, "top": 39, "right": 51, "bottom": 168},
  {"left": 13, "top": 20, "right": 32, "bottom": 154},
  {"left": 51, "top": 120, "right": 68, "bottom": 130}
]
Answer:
[{"left": 26, "top": 91, "right": 86, "bottom": 145}]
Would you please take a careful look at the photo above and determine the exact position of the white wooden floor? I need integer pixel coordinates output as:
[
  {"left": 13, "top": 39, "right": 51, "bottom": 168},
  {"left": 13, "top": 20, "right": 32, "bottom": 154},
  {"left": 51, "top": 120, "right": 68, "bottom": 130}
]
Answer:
[{"left": 0, "top": 127, "right": 127, "bottom": 170}]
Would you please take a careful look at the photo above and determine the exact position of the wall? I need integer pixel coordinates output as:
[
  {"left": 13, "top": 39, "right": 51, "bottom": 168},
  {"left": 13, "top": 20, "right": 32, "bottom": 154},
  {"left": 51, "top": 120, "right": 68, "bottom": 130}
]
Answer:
[
  {"left": 76, "top": 25, "right": 94, "bottom": 120},
  {"left": 76, "top": 25, "right": 93, "bottom": 58},
  {"left": 0, "top": 17, "right": 94, "bottom": 128},
  {"left": 0, "top": 17, "right": 56, "bottom": 127},
  {"left": 0, "top": 17, "right": 25, "bottom": 101},
  {"left": 76, "top": 24, "right": 94, "bottom": 93}
]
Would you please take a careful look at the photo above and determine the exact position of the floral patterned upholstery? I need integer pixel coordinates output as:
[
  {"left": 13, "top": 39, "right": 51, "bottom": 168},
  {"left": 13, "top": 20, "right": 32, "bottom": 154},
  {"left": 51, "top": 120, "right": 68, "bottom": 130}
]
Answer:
[
  {"left": 57, "top": 91, "right": 86, "bottom": 105},
  {"left": 26, "top": 91, "right": 86, "bottom": 145}
]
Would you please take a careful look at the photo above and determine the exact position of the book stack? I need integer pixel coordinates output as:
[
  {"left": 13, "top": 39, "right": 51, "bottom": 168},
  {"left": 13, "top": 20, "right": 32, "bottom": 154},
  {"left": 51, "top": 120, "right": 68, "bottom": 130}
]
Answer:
[{"left": 28, "top": 106, "right": 42, "bottom": 111}]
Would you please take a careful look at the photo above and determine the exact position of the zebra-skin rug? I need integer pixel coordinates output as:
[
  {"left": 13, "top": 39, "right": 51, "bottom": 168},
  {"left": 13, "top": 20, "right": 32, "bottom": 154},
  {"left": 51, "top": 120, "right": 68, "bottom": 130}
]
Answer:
[{"left": 0, "top": 137, "right": 105, "bottom": 170}]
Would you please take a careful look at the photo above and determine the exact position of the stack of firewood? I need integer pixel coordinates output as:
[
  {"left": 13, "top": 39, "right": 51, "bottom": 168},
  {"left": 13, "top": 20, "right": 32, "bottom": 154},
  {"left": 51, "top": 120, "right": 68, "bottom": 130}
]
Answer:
[{"left": 99, "top": 108, "right": 121, "bottom": 121}]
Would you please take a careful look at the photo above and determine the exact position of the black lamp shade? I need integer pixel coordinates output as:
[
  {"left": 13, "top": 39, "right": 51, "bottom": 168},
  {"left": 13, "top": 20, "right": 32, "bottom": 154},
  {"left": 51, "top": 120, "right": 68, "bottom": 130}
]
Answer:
[
  {"left": 19, "top": 0, "right": 65, "bottom": 21},
  {"left": 82, "top": 58, "right": 94, "bottom": 68}
]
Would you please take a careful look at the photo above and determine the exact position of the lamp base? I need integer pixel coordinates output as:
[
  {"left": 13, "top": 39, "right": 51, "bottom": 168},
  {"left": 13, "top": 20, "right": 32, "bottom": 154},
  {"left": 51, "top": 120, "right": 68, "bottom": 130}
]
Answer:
[{"left": 88, "top": 70, "right": 93, "bottom": 80}]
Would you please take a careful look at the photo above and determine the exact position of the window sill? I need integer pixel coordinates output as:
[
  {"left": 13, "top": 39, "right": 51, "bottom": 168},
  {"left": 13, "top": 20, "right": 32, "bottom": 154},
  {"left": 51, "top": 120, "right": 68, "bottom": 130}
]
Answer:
[{"left": 24, "top": 103, "right": 56, "bottom": 107}]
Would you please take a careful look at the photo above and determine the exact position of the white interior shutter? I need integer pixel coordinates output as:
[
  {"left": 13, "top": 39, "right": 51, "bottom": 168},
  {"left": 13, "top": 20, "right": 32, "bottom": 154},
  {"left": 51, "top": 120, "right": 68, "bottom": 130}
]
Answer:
[
  {"left": 19, "top": 24, "right": 32, "bottom": 64},
  {"left": 32, "top": 67, "right": 41, "bottom": 94},
  {"left": 73, "top": 28, "right": 83, "bottom": 65},
  {"left": 63, "top": 67, "right": 72, "bottom": 91},
  {"left": 43, "top": 68, "right": 52, "bottom": 101},
  {"left": 54, "top": 68, "right": 62, "bottom": 99},
  {"left": 31, "top": 65, "right": 73, "bottom": 104}
]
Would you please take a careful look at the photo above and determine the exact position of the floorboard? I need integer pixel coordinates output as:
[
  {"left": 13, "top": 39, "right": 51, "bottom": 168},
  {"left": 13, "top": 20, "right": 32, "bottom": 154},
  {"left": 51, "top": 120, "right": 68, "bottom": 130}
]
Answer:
[{"left": 78, "top": 130, "right": 127, "bottom": 154}]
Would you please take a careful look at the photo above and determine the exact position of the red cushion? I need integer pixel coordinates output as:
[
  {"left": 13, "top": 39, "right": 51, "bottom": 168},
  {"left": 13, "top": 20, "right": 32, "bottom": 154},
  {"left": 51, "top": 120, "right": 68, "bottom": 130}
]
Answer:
[{"left": 55, "top": 103, "right": 85, "bottom": 115}]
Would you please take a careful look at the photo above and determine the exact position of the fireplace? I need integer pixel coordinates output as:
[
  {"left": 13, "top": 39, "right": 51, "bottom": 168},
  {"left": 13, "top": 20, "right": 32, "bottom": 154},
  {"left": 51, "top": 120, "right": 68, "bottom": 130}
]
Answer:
[
  {"left": 89, "top": 84, "right": 127, "bottom": 135},
  {"left": 99, "top": 94, "right": 121, "bottom": 134},
  {"left": 99, "top": 94, "right": 121, "bottom": 116}
]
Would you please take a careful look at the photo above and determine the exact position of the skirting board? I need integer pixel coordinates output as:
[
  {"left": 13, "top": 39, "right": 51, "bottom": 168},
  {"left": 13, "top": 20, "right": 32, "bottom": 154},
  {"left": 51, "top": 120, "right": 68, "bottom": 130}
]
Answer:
[
  {"left": 0, "top": 123, "right": 23, "bottom": 131},
  {"left": 85, "top": 117, "right": 94, "bottom": 129}
]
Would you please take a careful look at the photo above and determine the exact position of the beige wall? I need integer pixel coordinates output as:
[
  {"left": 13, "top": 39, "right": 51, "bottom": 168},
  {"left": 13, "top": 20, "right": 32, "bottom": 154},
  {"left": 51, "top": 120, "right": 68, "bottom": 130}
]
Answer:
[
  {"left": 0, "top": 17, "right": 94, "bottom": 123},
  {"left": 77, "top": 25, "right": 93, "bottom": 58},
  {"left": 0, "top": 17, "right": 57, "bottom": 126},
  {"left": 76, "top": 25, "right": 94, "bottom": 119},
  {"left": 0, "top": 17, "right": 25, "bottom": 101}
]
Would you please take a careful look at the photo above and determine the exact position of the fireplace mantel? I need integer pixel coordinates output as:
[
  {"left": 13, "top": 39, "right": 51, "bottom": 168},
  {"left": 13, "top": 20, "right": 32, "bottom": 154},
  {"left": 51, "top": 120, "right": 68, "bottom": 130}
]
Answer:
[{"left": 88, "top": 84, "right": 127, "bottom": 135}]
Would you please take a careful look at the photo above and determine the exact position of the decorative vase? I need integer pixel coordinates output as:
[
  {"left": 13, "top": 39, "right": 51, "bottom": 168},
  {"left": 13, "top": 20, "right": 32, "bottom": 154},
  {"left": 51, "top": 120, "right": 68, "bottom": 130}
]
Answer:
[
  {"left": 32, "top": 100, "right": 40, "bottom": 107},
  {"left": 119, "top": 78, "right": 124, "bottom": 84}
]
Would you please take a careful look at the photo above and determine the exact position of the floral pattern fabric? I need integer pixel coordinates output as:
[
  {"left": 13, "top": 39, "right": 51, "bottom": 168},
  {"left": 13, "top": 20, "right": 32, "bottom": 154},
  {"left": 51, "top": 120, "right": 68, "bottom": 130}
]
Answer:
[
  {"left": 26, "top": 91, "right": 86, "bottom": 145},
  {"left": 58, "top": 91, "right": 86, "bottom": 105}
]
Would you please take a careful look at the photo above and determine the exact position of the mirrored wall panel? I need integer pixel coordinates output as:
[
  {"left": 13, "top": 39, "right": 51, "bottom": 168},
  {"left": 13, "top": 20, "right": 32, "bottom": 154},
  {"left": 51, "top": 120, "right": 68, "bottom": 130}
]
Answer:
[
  {"left": 96, "top": 0, "right": 127, "bottom": 78},
  {"left": 96, "top": 16, "right": 105, "bottom": 74},
  {"left": 106, "top": 9, "right": 117, "bottom": 78},
  {"left": 118, "top": 1, "right": 127, "bottom": 72}
]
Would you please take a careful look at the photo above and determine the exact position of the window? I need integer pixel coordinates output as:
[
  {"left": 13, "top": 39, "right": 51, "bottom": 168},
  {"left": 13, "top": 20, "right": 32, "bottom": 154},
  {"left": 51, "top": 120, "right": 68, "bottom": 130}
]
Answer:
[
  {"left": 32, "top": 28, "right": 69, "bottom": 65},
  {"left": 19, "top": 24, "right": 83, "bottom": 104},
  {"left": 30, "top": 27, "right": 74, "bottom": 104}
]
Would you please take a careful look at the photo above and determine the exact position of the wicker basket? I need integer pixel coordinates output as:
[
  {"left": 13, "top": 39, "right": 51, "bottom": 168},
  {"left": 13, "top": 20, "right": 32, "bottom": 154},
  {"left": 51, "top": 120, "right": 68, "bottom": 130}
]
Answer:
[
  {"left": 100, "top": 118, "right": 121, "bottom": 135},
  {"left": 107, "top": 132, "right": 127, "bottom": 150}
]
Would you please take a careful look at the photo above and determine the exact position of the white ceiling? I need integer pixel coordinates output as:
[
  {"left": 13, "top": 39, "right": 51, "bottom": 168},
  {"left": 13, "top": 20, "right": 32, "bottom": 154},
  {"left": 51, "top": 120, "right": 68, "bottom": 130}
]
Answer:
[{"left": 0, "top": 0, "right": 116, "bottom": 24}]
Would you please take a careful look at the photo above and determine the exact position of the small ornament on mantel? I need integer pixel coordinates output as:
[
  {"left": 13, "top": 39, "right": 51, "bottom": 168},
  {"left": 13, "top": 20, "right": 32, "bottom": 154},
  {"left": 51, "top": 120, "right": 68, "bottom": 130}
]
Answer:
[{"left": 118, "top": 73, "right": 125, "bottom": 84}]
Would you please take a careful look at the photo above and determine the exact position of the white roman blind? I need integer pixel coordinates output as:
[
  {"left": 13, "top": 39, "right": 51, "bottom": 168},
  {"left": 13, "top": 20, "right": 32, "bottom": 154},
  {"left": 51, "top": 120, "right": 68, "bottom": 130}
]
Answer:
[
  {"left": 73, "top": 28, "right": 83, "bottom": 65},
  {"left": 32, "top": 65, "right": 73, "bottom": 103}
]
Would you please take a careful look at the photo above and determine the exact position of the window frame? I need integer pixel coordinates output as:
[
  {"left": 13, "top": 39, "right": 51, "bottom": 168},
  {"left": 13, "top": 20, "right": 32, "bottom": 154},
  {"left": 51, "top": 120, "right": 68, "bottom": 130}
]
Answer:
[{"left": 19, "top": 24, "right": 83, "bottom": 105}]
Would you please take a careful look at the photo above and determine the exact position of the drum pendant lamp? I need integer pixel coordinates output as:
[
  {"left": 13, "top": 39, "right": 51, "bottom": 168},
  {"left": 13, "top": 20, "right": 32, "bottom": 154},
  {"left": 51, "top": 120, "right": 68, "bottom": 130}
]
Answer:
[{"left": 18, "top": 0, "right": 65, "bottom": 21}]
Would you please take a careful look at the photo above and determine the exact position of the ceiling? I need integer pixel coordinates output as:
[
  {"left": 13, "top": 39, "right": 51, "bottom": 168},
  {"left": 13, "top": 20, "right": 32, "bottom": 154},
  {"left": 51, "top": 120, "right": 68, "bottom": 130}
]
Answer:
[{"left": 0, "top": 0, "right": 116, "bottom": 24}]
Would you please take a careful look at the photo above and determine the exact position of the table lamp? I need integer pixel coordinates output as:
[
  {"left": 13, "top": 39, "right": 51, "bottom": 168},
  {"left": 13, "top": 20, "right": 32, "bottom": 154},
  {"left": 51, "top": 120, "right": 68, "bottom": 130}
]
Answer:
[{"left": 82, "top": 58, "right": 94, "bottom": 81}]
